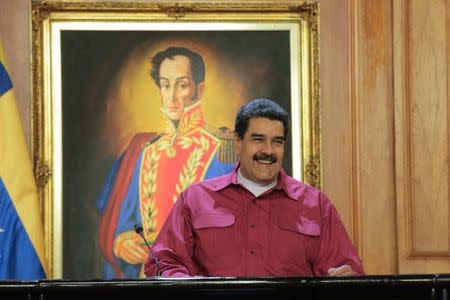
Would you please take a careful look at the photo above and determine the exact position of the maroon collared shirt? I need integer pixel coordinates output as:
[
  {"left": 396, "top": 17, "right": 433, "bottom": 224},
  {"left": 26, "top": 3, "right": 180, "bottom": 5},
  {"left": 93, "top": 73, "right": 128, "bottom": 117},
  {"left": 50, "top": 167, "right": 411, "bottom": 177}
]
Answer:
[{"left": 145, "top": 166, "right": 365, "bottom": 277}]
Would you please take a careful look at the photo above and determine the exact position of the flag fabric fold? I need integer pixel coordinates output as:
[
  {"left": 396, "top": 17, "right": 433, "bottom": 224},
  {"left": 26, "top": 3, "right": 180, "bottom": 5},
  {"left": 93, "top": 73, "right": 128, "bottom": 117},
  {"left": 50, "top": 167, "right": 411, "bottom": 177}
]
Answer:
[{"left": 0, "top": 39, "right": 48, "bottom": 279}]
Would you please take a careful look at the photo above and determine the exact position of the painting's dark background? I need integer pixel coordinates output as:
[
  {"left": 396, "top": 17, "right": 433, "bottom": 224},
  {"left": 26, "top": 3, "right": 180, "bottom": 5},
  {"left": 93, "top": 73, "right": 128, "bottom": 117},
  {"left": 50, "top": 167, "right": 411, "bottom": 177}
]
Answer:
[{"left": 61, "top": 30, "right": 291, "bottom": 279}]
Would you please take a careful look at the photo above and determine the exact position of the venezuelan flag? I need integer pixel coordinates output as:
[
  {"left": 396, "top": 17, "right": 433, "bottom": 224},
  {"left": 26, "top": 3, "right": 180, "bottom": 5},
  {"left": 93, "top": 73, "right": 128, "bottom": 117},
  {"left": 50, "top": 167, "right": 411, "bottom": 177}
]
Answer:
[{"left": 0, "top": 39, "right": 48, "bottom": 279}]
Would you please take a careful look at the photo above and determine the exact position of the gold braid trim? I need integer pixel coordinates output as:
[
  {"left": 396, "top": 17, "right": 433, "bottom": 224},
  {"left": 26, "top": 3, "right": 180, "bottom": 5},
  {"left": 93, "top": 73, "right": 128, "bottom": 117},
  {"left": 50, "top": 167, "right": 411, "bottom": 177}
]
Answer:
[
  {"left": 141, "top": 144, "right": 161, "bottom": 234},
  {"left": 173, "top": 136, "right": 210, "bottom": 203},
  {"left": 178, "top": 108, "right": 203, "bottom": 136}
]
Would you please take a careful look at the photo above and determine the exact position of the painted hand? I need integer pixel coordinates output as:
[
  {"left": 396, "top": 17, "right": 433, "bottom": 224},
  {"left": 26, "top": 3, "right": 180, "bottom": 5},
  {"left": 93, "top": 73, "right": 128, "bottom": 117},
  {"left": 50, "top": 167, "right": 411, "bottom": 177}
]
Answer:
[{"left": 113, "top": 231, "right": 149, "bottom": 265}]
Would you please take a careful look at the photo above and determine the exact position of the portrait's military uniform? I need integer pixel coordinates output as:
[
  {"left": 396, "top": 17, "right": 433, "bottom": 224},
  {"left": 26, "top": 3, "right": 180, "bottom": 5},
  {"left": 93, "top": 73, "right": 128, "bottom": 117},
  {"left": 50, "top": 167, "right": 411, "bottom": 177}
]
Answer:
[{"left": 97, "top": 101, "right": 236, "bottom": 278}]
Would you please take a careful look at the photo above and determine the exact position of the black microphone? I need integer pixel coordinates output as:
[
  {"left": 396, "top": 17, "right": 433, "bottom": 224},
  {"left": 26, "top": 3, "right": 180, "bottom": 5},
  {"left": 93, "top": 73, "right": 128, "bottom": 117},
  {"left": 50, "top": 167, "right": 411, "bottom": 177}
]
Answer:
[{"left": 134, "top": 224, "right": 161, "bottom": 277}]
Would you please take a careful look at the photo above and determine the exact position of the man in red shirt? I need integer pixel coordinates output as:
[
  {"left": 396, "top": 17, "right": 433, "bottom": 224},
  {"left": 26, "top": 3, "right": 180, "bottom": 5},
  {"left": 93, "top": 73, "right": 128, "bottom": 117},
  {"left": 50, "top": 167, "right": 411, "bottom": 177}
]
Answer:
[{"left": 144, "top": 98, "right": 365, "bottom": 277}]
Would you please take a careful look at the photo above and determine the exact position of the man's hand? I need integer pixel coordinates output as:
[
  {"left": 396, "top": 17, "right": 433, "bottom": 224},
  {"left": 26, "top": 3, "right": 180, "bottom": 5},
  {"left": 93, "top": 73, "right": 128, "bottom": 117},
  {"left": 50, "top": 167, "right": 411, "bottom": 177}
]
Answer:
[
  {"left": 113, "top": 231, "right": 149, "bottom": 265},
  {"left": 327, "top": 264, "right": 355, "bottom": 276}
]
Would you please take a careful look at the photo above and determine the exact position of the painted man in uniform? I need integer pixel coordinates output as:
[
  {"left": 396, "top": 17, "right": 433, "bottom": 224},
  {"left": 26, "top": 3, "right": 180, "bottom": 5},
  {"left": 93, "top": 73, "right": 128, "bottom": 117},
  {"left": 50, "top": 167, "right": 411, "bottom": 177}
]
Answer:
[{"left": 97, "top": 47, "right": 236, "bottom": 278}]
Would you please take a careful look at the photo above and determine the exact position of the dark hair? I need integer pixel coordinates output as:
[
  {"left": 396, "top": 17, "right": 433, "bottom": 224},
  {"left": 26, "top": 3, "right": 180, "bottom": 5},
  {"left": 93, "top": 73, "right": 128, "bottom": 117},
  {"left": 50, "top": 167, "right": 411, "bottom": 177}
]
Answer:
[
  {"left": 234, "top": 98, "right": 290, "bottom": 139},
  {"left": 150, "top": 46, "right": 205, "bottom": 87}
]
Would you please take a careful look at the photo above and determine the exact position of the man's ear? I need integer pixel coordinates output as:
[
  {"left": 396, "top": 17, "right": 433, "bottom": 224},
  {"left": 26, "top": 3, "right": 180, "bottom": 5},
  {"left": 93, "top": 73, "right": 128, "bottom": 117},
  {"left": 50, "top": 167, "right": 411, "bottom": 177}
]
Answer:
[{"left": 196, "top": 82, "right": 205, "bottom": 100}]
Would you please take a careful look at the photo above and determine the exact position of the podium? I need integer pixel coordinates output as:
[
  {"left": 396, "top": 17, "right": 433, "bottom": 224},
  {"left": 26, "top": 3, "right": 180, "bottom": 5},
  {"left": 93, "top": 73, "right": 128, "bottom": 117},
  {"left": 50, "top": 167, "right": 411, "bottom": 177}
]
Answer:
[{"left": 1, "top": 274, "right": 449, "bottom": 300}]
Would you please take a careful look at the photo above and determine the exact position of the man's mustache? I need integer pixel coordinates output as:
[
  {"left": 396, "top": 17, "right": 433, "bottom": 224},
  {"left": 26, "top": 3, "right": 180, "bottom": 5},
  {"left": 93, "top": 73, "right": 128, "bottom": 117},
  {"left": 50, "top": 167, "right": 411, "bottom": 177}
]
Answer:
[{"left": 253, "top": 153, "right": 277, "bottom": 163}]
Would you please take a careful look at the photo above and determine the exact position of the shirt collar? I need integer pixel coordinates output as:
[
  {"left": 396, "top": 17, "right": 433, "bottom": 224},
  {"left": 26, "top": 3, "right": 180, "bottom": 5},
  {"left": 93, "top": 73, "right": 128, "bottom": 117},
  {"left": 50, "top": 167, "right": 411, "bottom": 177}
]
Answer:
[
  {"left": 211, "top": 162, "right": 300, "bottom": 201},
  {"left": 273, "top": 168, "right": 299, "bottom": 201}
]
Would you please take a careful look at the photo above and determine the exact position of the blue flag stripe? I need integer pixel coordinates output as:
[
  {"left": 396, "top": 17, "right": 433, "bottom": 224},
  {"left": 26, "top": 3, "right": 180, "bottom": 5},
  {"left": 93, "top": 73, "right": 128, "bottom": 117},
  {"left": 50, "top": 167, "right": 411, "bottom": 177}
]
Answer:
[
  {"left": 0, "top": 61, "right": 12, "bottom": 96},
  {"left": 0, "top": 177, "right": 46, "bottom": 279}
]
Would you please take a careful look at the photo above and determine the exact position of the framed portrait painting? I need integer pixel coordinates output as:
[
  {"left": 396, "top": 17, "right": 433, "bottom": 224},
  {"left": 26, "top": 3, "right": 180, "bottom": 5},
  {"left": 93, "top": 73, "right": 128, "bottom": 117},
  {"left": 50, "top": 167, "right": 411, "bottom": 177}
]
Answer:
[{"left": 31, "top": 0, "right": 321, "bottom": 279}]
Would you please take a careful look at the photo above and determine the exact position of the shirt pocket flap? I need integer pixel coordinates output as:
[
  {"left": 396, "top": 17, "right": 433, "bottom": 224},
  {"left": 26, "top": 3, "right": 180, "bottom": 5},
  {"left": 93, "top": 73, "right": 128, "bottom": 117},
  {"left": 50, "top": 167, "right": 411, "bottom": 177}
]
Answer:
[
  {"left": 193, "top": 214, "right": 235, "bottom": 229},
  {"left": 278, "top": 215, "right": 320, "bottom": 237}
]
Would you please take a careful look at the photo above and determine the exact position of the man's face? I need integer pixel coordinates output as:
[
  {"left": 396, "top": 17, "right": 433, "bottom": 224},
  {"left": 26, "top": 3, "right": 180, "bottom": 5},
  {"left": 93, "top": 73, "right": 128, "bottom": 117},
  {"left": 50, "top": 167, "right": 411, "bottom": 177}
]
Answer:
[
  {"left": 159, "top": 55, "right": 200, "bottom": 121},
  {"left": 235, "top": 117, "right": 285, "bottom": 184}
]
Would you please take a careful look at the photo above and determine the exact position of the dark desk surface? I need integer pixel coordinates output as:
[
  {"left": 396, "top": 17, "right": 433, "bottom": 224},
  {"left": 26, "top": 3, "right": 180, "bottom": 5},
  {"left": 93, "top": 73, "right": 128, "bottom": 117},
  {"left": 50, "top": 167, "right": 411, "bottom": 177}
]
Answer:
[{"left": 1, "top": 274, "right": 450, "bottom": 300}]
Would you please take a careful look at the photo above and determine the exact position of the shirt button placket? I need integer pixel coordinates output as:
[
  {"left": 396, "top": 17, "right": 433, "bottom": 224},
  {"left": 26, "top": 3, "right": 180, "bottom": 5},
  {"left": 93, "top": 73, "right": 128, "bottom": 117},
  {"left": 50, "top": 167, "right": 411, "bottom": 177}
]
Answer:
[{"left": 247, "top": 196, "right": 258, "bottom": 274}]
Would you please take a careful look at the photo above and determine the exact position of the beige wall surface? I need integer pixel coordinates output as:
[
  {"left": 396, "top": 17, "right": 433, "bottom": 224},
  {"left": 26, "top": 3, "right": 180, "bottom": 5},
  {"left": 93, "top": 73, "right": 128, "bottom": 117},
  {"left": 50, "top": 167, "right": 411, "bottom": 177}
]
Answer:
[
  {"left": 2, "top": 0, "right": 450, "bottom": 276},
  {"left": 0, "top": 0, "right": 32, "bottom": 149}
]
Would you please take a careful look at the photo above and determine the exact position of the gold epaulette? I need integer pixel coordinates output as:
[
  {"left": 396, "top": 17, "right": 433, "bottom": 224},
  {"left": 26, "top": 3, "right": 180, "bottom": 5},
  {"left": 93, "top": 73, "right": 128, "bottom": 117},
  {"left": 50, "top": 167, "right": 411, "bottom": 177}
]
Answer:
[{"left": 204, "top": 124, "right": 238, "bottom": 163}]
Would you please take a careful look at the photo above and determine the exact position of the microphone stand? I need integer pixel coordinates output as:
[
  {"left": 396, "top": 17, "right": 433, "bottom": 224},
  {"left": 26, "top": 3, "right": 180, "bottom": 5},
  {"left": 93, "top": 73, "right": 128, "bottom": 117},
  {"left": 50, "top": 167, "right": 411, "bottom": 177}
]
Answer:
[{"left": 134, "top": 224, "right": 161, "bottom": 277}]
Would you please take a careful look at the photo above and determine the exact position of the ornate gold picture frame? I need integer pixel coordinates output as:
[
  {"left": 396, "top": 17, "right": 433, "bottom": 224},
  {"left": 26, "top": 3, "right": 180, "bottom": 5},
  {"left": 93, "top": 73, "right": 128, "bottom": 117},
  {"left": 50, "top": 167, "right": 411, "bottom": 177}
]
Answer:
[{"left": 31, "top": 0, "right": 320, "bottom": 279}]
